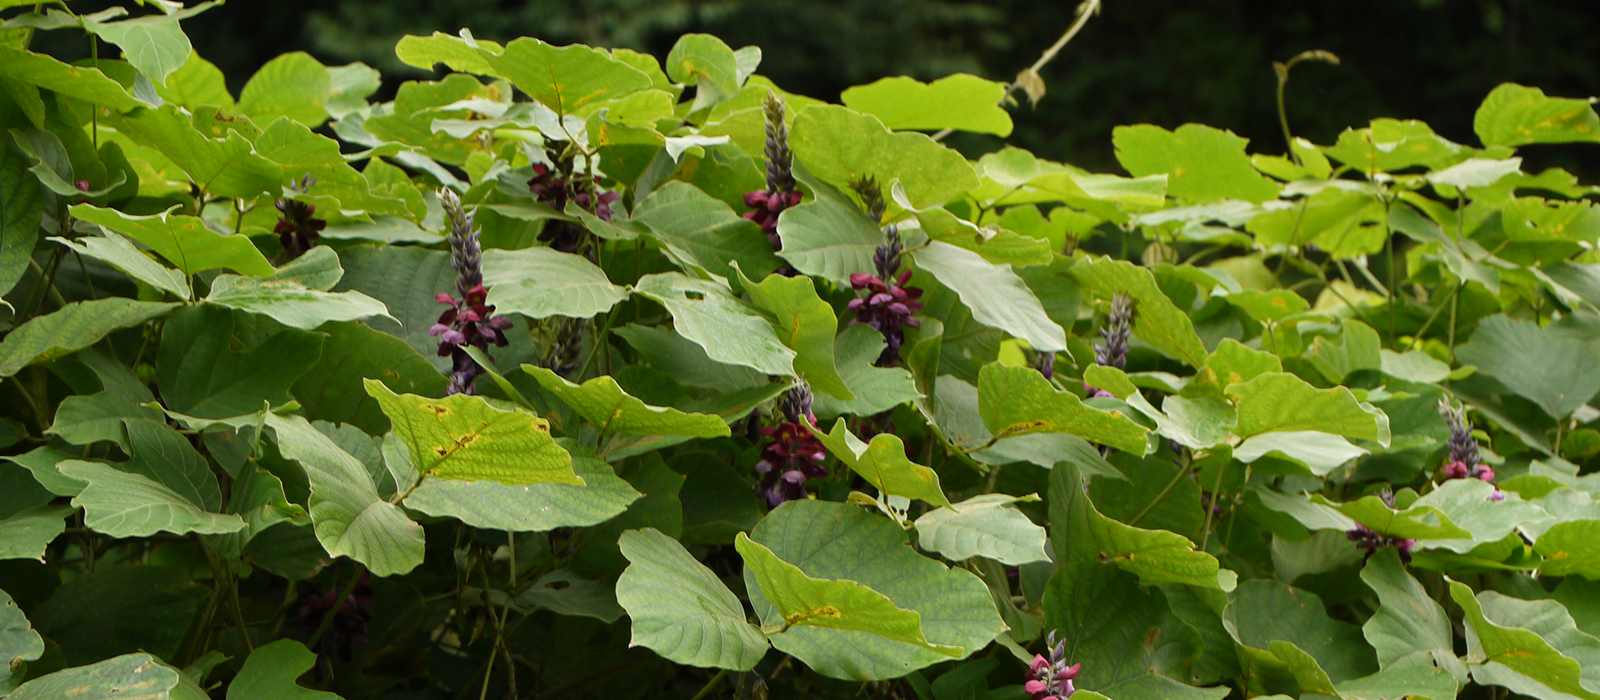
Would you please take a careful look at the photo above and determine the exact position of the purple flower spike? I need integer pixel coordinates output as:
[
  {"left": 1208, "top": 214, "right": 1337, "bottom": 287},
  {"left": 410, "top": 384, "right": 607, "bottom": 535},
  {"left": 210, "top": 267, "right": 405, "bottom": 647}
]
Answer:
[
  {"left": 1026, "top": 631, "right": 1079, "bottom": 700},
  {"left": 1439, "top": 400, "right": 1497, "bottom": 486},
  {"left": 433, "top": 188, "right": 510, "bottom": 395},
  {"left": 848, "top": 227, "right": 924, "bottom": 366},
  {"left": 754, "top": 383, "right": 828, "bottom": 507}
]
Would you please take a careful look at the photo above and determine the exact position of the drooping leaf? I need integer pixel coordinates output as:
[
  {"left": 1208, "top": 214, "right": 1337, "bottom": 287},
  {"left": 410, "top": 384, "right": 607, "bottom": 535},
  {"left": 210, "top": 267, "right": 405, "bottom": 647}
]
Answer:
[
  {"left": 1114, "top": 123, "right": 1280, "bottom": 203},
  {"left": 1234, "top": 431, "right": 1369, "bottom": 476},
  {"left": 226, "top": 639, "right": 341, "bottom": 700},
  {"left": 1069, "top": 256, "right": 1209, "bottom": 367},
  {"left": 616, "top": 528, "right": 769, "bottom": 670},
  {"left": 840, "top": 74, "right": 1012, "bottom": 136},
  {"left": 912, "top": 241, "right": 1067, "bottom": 352},
  {"left": 1450, "top": 579, "right": 1600, "bottom": 700},
  {"left": 7, "top": 653, "right": 207, "bottom": 700},
  {"left": 105, "top": 105, "right": 282, "bottom": 199},
  {"left": 811, "top": 418, "right": 951, "bottom": 508},
  {"left": 1360, "top": 548, "right": 1468, "bottom": 683},
  {"left": 72, "top": 203, "right": 275, "bottom": 276},
  {"left": 482, "top": 246, "right": 627, "bottom": 320},
  {"left": 811, "top": 324, "right": 921, "bottom": 418},
  {"left": 62, "top": 461, "right": 244, "bottom": 538},
  {"left": 789, "top": 105, "right": 979, "bottom": 213},
  {"left": 633, "top": 272, "right": 795, "bottom": 376},
  {"left": 156, "top": 304, "right": 323, "bottom": 419},
  {"left": 1457, "top": 314, "right": 1600, "bottom": 420},
  {"left": 0, "top": 133, "right": 42, "bottom": 304},
  {"left": 365, "top": 380, "right": 578, "bottom": 486},
  {"left": 977, "top": 363, "right": 1150, "bottom": 455},
  {"left": 632, "top": 180, "right": 783, "bottom": 280},
  {"left": 1226, "top": 373, "right": 1391, "bottom": 445},
  {"left": 742, "top": 501, "right": 1003, "bottom": 680},
  {"left": 524, "top": 365, "right": 730, "bottom": 438},
  {"left": 1474, "top": 83, "right": 1600, "bottom": 148},
  {"left": 206, "top": 248, "right": 392, "bottom": 330},
  {"left": 84, "top": 8, "right": 204, "bottom": 87},
  {"left": 403, "top": 441, "right": 639, "bottom": 532},
  {"left": 0, "top": 46, "right": 142, "bottom": 112},
  {"left": 913, "top": 493, "right": 1049, "bottom": 565},
  {"left": 0, "top": 298, "right": 177, "bottom": 378},
  {"left": 774, "top": 163, "right": 884, "bottom": 285},
  {"left": 50, "top": 231, "right": 191, "bottom": 300},
  {"left": 480, "top": 38, "right": 652, "bottom": 116},
  {"left": 735, "top": 267, "right": 851, "bottom": 399}
]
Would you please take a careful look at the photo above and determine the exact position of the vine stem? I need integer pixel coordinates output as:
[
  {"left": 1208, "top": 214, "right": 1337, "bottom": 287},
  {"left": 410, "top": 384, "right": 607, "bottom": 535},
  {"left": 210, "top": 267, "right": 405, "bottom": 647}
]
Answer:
[
  {"left": 931, "top": 0, "right": 1101, "bottom": 142},
  {"left": 690, "top": 669, "right": 729, "bottom": 700}
]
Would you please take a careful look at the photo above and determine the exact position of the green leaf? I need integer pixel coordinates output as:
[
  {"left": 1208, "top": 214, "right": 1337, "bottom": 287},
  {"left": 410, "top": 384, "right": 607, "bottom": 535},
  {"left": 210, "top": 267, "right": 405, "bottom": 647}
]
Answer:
[
  {"left": 1248, "top": 187, "right": 1387, "bottom": 258},
  {"left": 616, "top": 528, "right": 769, "bottom": 670},
  {"left": 734, "top": 267, "right": 851, "bottom": 400},
  {"left": 889, "top": 181, "right": 1051, "bottom": 267},
  {"left": 73, "top": 203, "right": 274, "bottom": 276},
  {"left": 1226, "top": 373, "right": 1391, "bottom": 445},
  {"left": 238, "top": 52, "right": 331, "bottom": 128},
  {"left": 206, "top": 248, "right": 393, "bottom": 330},
  {"left": 1475, "top": 83, "right": 1600, "bottom": 148},
  {"left": 0, "top": 46, "right": 142, "bottom": 113},
  {"left": 1304, "top": 319, "right": 1382, "bottom": 384},
  {"left": 1335, "top": 667, "right": 1460, "bottom": 700},
  {"left": 1234, "top": 431, "right": 1369, "bottom": 476},
  {"left": 8, "top": 653, "right": 206, "bottom": 700},
  {"left": 481, "top": 246, "right": 627, "bottom": 320},
  {"left": 106, "top": 105, "right": 282, "bottom": 199},
  {"left": 977, "top": 363, "right": 1150, "bottom": 455},
  {"left": 481, "top": 38, "right": 652, "bottom": 115},
  {"left": 738, "top": 532, "right": 961, "bottom": 656},
  {"left": 1457, "top": 314, "right": 1600, "bottom": 420},
  {"left": 1324, "top": 120, "right": 1466, "bottom": 174},
  {"left": 743, "top": 500, "right": 1004, "bottom": 680},
  {"left": 665, "top": 34, "right": 741, "bottom": 113},
  {"left": 633, "top": 272, "right": 795, "bottom": 376},
  {"left": 1043, "top": 461, "right": 1226, "bottom": 700},
  {"left": 1534, "top": 519, "right": 1600, "bottom": 578},
  {"left": 840, "top": 74, "right": 1012, "bottom": 136},
  {"left": 157, "top": 305, "right": 322, "bottom": 419},
  {"left": 1069, "top": 257, "right": 1209, "bottom": 367},
  {"left": 63, "top": 461, "right": 244, "bottom": 538},
  {"left": 0, "top": 504, "right": 69, "bottom": 561},
  {"left": 1360, "top": 548, "right": 1468, "bottom": 683},
  {"left": 811, "top": 418, "right": 951, "bottom": 508},
  {"left": 0, "top": 588, "right": 42, "bottom": 692},
  {"left": 0, "top": 298, "right": 177, "bottom": 378},
  {"left": 774, "top": 163, "right": 884, "bottom": 285},
  {"left": 1314, "top": 494, "right": 1471, "bottom": 540},
  {"left": 1226, "top": 289, "right": 1310, "bottom": 323},
  {"left": 394, "top": 31, "right": 505, "bottom": 76},
  {"left": 51, "top": 231, "right": 191, "bottom": 300},
  {"left": 912, "top": 241, "right": 1066, "bottom": 352},
  {"left": 31, "top": 566, "right": 209, "bottom": 666},
  {"left": 84, "top": 9, "right": 198, "bottom": 87},
  {"left": 291, "top": 321, "right": 446, "bottom": 435},
  {"left": 631, "top": 180, "right": 783, "bottom": 279},
  {"left": 402, "top": 441, "right": 639, "bottom": 532},
  {"left": 0, "top": 133, "right": 41, "bottom": 303},
  {"left": 1412, "top": 478, "right": 1553, "bottom": 553},
  {"left": 253, "top": 119, "right": 408, "bottom": 217},
  {"left": 1113, "top": 124, "right": 1280, "bottom": 203},
  {"left": 1450, "top": 579, "right": 1600, "bottom": 700},
  {"left": 1224, "top": 579, "right": 1379, "bottom": 684},
  {"left": 154, "top": 52, "right": 232, "bottom": 108},
  {"left": 614, "top": 324, "right": 768, "bottom": 394},
  {"left": 263, "top": 413, "right": 424, "bottom": 576},
  {"left": 365, "top": 379, "right": 579, "bottom": 486},
  {"left": 913, "top": 493, "right": 1048, "bottom": 565},
  {"left": 226, "top": 640, "right": 341, "bottom": 700},
  {"left": 789, "top": 105, "right": 979, "bottom": 213},
  {"left": 811, "top": 324, "right": 921, "bottom": 418},
  {"left": 211, "top": 462, "right": 305, "bottom": 560},
  {"left": 524, "top": 365, "right": 730, "bottom": 438}
]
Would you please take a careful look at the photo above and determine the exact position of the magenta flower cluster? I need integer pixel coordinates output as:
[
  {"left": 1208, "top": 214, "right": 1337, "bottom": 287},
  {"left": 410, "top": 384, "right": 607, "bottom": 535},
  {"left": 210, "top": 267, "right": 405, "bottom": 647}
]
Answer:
[
  {"left": 428, "top": 189, "right": 511, "bottom": 396},
  {"left": 1026, "top": 632, "right": 1080, "bottom": 700},
  {"left": 274, "top": 175, "right": 325, "bottom": 261},
  {"left": 1438, "top": 401, "right": 1502, "bottom": 500},
  {"left": 1347, "top": 490, "right": 1415, "bottom": 562},
  {"left": 754, "top": 384, "right": 828, "bottom": 507},
  {"left": 848, "top": 228, "right": 924, "bottom": 366}
]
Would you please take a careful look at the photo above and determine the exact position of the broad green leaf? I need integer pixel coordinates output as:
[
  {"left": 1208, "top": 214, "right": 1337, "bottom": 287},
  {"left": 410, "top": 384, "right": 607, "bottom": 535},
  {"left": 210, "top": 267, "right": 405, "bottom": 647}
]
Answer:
[
  {"left": 226, "top": 640, "right": 340, "bottom": 700},
  {"left": 403, "top": 442, "right": 639, "bottom": 532},
  {"left": 157, "top": 305, "right": 322, "bottom": 419},
  {"left": 811, "top": 418, "right": 951, "bottom": 508},
  {"left": 0, "top": 133, "right": 41, "bottom": 304},
  {"left": 1226, "top": 289, "right": 1310, "bottom": 323},
  {"left": 1501, "top": 197, "right": 1600, "bottom": 244},
  {"left": 394, "top": 31, "right": 505, "bottom": 76},
  {"left": 633, "top": 272, "right": 795, "bottom": 376},
  {"left": 737, "top": 532, "right": 961, "bottom": 656},
  {"left": 1193, "top": 338, "right": 1282, "bottom": 391},
  {"left": 63, "top": 460, "right": 244, "bottom": 537},
  {"left": 106, "top": 105, "right": 282, "bottom": 199},
  {"left": 1224, "top": 579, "right": 1379, "bottom": 684},
  {"left": 1043, "top": 461, "right": 1227, "bottom": 700},
  {"left": 238, "top": 52, "right": 331, "bottom": 127},
  {"left": 524, "top": 365, "right": 730, "bottom": 438},
  {"left": 1323, "top": 120, "right": 1465, "bottom": 174},
  {"left": 1113, "top": 123, "right": 1279, "bottom": 203},
  {"left": 1, "top": 588, "right": 42, "bottom": 692},
  {"left": 291, "top": 321, "right": 446, "bottom": 435},
  {"left": 1450, "top": 579, "right": 1600, "bottom": 700},
  {"left": 365, "top": 380, "right": 578, "bottom": 486},
  {"left": 774, "top": 163, "right": 884, "bottom": 285},
  {"left": 73, "top": 203, "right": 274, "bottom": 276},
  {"left": 0, "top": 505, "right": 70, "bottom": 561},
  {"left": 735, "top": 267, "right": 851, "bottom": 400},
  {"left": 0, "top": 46, "right": 142, "bottom": 112},
  {"left": 482, "top": 246, "right": 627, "bottom": 320},
  {"left": 264, "top": 413, "right": 424, "bottom": 576},
  {"left": 632, "top": 181, "right": 782, "bottom": 279},
  {"left": 51, "top": 232, "right": 190, "bottom": 300},
  {"left": 1360, "top": 548, "right": 1468, "bottom": 683},
  {"left": 1086, "top": 491, "right": 1235, "bottom": 590},
  {"left": 153, "top": 52, "right": 231, "bottom": 108},
  {"left": 0, "top": 298, "right": 177, "bottom": 378},
  {"left": 253, "top": 119, "right": 408, "bottom": 217},
  {"left": 1534, "top": 519, "right": 1600, "bottom": 578},
  {"left": 1413, "top": 478, "right": 1553, "bottom": 553},
  {"left": 789, "top": 105, "right": 979, "bottom": 213},
  {"left": 1305, "top": 318, "right": 1383, "bottom": 383},
  {"left": 1234, "top": 431, "right": 1369, "bottom": 476},
  {"left": 1248, "top": 187, "right": 1386, "bottom": 258},
  {"left": 1335, "top": 667, "right": 1460, "bottom": 700},
  {"left": 8, "top": 653, "right": 207, "bottom": 700},
  {"left": 665, "top": 34, "right": 740, "bottom": 113},
  {"left": 1385, "top": 200, "right": 1498, "bottom": 294},
  {"left": 210, "top": 462, "right": 305, "bottom": 560},
  {"left": 889, "top": 181, "right": 1051, "bottom": 267},
  {"left": 512, "top": 568, "right": 625, "bottom": 622},
  {"left": 1458, "top": 314, "right": 1600, "bottom": 419},
  {"left": 84, "top": 9, "right": 198, "bottom": 86},
  {"left": 977, "top": 363, "right": 1150, "bottom": 455},
  {"left": 30, "top": 566, "right": 208, "bottom": 666},
  {"left": 1314, "top": 494, "right": 1470, "bottom": 540},
  {"left": 1475, "top": 83, "right": 1600, "bottom": 148},
  {"left": 840, "top": 74, "right": 1012, "bottom": 136},
  {"left": 912, "top": 241, "right": 1066, "bottom": 352},
  {"left": 1226, "top": 373, "right": 1391, "bottom": 445},
  {"left": 616, "top": 528, "right": 769, "bottom": 670},
  {"left": 913, "top": 493, "right": 1048, "bottom": 565},
  {"left": 481, "top": 38, "right": 652, "bottom": 115},
  {"left": 1380, "top": 349, "right": 1452, "bottom": 384},
  {"left": 1069, "top": 257, "right": 1208, "bottom": 367},
  {"left": 206, "top": 248, "right": 393, "bottom": 330},
  {"left": 614, "top": 324, "right": 768, "bottom": 394},
  {"left": 743, "top": 500, "right": 1003, "bottom": 680},
  {"left": 811, "top": 324, "right": 921, "bottom": 417},
  {"left": 1428, "top": 157, "right": 1524, "bottom": 190}
]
